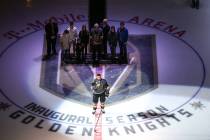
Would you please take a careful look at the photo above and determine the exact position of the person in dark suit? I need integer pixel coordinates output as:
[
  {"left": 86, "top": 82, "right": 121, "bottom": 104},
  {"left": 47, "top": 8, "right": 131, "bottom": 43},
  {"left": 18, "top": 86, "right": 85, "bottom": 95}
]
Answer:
[
  {"left": 108, "top": 26, "right": 118, "bottom": 62},
  {"left": 79, "top": 25, "right": 90, "bottom": 58},
  {"left": 102, "top": 19, "right": 110, "bottom": 58},
  {"left": 75, "top": 38, "right": 83, "bottom": 62},
  {"left": 117, "top": 21, "right": 128, "bottom": 64},
  {"left": 45, "top": 18, "right": 58, "bottom": 59}
]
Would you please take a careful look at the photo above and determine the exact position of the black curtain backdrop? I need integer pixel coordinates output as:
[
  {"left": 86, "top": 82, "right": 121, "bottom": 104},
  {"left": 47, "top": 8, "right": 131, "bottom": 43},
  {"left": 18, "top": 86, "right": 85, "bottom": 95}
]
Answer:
[{"left": 89, "top": 0, "right": 106, "bottom": 30}]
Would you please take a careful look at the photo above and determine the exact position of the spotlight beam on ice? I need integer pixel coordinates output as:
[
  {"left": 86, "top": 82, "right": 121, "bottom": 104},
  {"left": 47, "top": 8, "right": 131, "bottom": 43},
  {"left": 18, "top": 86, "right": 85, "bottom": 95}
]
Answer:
[
  {"left": 109, "top": 57, "right": 135, "bottom": 95},
  {"left": 110, "top": 41, "right": 142, "bottom": 96},
  {"left": 57, "top": 50, "right": 91, "bottom": 97}
]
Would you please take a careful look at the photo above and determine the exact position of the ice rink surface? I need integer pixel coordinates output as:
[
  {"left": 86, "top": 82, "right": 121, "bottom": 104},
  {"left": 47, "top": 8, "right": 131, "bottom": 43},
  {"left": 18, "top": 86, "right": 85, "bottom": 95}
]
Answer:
[{"left": 0, "top": 0, "right": 210, "bottom": 140}]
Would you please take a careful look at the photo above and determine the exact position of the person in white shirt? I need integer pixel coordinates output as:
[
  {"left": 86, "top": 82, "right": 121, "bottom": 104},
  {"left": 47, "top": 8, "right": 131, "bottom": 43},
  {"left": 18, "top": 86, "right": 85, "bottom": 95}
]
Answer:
[{"left": 67, "top": 21, "right": 78, "bottom": 57}]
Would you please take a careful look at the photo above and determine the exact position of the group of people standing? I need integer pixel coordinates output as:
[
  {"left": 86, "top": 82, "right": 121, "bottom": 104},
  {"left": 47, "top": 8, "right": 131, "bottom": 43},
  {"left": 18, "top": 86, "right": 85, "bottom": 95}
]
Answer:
[{"left": 44, "top": 18, "right": 129, "bottom": 64}]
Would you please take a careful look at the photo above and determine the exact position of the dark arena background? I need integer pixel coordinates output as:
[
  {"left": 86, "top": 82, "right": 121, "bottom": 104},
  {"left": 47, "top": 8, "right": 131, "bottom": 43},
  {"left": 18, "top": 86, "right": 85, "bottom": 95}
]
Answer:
[{"left": 0, "top": 0, "right": 210, "bottom": 140}]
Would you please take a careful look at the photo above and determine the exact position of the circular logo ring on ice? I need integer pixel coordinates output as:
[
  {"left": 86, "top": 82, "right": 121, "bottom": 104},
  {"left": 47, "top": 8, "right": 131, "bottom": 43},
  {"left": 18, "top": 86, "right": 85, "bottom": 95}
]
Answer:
[{"left": 0, "top": 19, "right": 206, "bottom": 126}]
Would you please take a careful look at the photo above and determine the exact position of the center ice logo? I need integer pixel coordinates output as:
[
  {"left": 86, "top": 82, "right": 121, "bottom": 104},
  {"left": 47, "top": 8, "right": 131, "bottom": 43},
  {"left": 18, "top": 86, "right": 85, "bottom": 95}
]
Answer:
[{"left": 39, "top": 35, "right": 158, "bottom": 105}]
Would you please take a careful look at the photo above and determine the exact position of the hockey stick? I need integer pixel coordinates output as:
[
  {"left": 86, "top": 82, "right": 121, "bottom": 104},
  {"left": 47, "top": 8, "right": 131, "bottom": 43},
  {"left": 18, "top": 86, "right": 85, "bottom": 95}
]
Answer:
[
  {"left": 94, "top": 108, "right": 102, "bottom": 132},
  {"left": 94, "top": 94, "right": 110, "bottom": 132}
]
